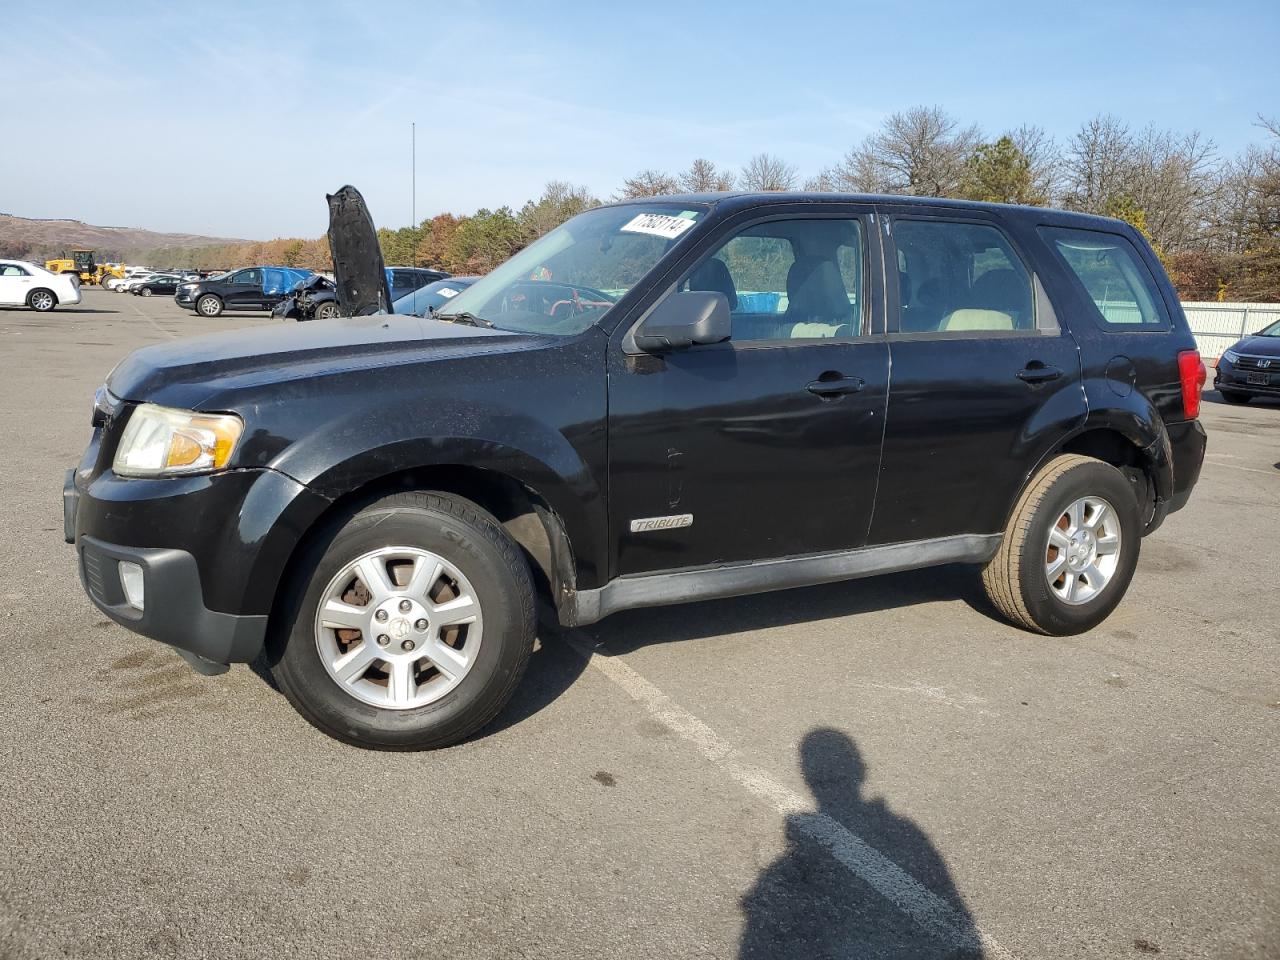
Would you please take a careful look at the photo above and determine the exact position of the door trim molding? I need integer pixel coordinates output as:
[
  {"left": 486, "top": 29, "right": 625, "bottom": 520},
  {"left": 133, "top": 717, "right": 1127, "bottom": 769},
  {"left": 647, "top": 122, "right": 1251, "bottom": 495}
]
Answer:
[{"left": 563, "top": 533, "right": 1002, "bottom": 626}]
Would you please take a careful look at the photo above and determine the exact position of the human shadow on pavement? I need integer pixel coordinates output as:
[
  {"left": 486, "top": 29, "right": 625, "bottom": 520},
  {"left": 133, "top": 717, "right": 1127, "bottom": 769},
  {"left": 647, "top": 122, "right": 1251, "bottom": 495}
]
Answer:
[{"left": 739, "top": 728, "right": 986, "bottom": 960}]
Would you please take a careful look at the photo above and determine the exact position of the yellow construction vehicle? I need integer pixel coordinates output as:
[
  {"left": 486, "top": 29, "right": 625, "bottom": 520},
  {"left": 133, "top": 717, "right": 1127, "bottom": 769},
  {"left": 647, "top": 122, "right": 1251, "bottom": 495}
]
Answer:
[{"left": 43, "top": 249, "right": 126, "bottom": 286}]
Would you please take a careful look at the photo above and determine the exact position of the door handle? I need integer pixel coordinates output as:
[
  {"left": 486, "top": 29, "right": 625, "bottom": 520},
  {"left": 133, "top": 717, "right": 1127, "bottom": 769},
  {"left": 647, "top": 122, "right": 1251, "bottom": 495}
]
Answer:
[
  {"left": 806, "top": 375, "right": 865, "bottom": 398},
  {"left": 1016, "top": 363, "right": 1062, "bottom": 384}
]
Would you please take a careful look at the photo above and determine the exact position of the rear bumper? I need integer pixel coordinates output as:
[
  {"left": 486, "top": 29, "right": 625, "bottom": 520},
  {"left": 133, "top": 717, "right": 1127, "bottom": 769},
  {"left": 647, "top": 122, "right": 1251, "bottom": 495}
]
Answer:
[{"left": 1147, "top": 418, "right": 1205, "bottom": 534}]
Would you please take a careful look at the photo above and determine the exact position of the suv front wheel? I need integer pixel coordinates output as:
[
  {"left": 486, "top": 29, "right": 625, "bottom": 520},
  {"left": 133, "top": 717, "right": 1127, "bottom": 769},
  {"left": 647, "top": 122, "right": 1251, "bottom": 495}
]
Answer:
[
  {"left": 982, "top": 454, "right": 1141, "bottom": 635},
  {"left": 269, "top": 491, "right": 535, "bottom": 750}
]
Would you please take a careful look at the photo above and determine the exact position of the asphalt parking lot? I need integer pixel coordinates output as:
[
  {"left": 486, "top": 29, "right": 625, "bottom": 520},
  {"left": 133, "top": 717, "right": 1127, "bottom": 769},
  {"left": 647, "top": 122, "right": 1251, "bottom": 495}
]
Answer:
[{"left": 1, "top": 287, "right": 1277, "bottom": 960}]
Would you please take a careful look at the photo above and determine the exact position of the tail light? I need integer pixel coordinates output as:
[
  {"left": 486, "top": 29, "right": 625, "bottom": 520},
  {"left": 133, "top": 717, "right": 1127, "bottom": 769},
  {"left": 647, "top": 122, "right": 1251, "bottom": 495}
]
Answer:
[{"left": 1178, "top": 349, "right": 1207, "bottom": 419}]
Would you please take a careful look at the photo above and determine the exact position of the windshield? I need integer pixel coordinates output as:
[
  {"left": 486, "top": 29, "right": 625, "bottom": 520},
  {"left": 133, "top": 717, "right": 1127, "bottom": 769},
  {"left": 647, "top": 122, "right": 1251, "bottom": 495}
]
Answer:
[
  {"left": 437, "top": 203, "right": 707, "bottom": 334},
  {"left": 1257, "top": 319, "right": 1280, "bottom": 337},
  {"left": 392, "top": 278, "right": 476, "bottom": 316}
]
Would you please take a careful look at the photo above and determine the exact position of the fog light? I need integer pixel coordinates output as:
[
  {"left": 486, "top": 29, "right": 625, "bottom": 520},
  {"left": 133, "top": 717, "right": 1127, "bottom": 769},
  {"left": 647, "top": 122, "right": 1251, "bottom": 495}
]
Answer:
[{"left": 119, "top": 561, "right": 145, "bottom": 611}]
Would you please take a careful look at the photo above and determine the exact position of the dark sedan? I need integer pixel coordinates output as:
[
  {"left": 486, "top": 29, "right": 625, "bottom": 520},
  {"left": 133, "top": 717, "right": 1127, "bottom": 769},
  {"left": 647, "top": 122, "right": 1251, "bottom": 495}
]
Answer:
[
  {"left": 133, "top": 275, "right": 183, "bottom": 297},
  {"left": 1214, "top": 318, "right": 1280, "bottom": 403},
  {"left": 390, "top": 276, "right": 478, "bottom": 316}
]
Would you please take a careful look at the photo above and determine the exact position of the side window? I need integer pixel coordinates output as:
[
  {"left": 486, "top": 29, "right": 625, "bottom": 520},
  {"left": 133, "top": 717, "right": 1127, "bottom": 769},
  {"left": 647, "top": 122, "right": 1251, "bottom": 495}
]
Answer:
[
  {"left": 678, "top": 218, "right": 863, "bottom": 342},
  {"left": 893, "top": 219, "right": 1035, "bottom": 333},
  {"left": 1040, "top": 226, "right": 1168, "bottom": 329},
  {"left": 1, "top": 265, "right": 29, "bottom": 277},
  {"left": 236, "top": 268, "right": 261, "bottom": 286}
]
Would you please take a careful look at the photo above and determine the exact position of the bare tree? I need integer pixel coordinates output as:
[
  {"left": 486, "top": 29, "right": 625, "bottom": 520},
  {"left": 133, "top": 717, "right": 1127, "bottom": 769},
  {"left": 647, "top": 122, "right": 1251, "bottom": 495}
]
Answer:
[
  {"left": 1063, "top": 115, "right": 1136, "bottom": 212},
  {"left": 739, "top": 153, "right": 797, "bottom": 192},
  {"left": 615, "top": 169, "right": 679, "bottom": 200},
  {"left": 805, "top": 147, "right": 885, "bottom": 193},
  {"left": 677, "top": 158, "right": 735, "bottom": 193},
  {"left": 1065, "top": 115, "right": 1219, "bottom": 251},
  {"left": 517, "top": 181, "right": 599, "bottom": 240},
  {"left": 1007, "top": 124, "right": 1063, "bottom": 203},
  {"left": 834, "top": 106, "right": 980, "bottom": 197}
]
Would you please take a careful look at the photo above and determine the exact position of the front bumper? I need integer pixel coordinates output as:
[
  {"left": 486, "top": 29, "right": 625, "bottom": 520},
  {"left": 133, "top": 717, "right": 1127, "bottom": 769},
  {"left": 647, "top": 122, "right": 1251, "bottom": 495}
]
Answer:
[
  {"left": 64, "top": 462, "right": 330, "bottom": 667},
  {"left": 1215, "top": 364, "right": 1280, "bottom": 397},
  {"left": 77, "top": 534, "right": 266, "bottom": 667}
]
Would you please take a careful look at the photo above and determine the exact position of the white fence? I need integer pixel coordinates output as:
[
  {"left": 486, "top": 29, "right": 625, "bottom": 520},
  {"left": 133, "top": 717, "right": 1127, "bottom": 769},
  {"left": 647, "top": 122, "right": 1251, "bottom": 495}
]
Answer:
[{"left": 1182, "top": 301, "right": 1280, "bottom": 360}]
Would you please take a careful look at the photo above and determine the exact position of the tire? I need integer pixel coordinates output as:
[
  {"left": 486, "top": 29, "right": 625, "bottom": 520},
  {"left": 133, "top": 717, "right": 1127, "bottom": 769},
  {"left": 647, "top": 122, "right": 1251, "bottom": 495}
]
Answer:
[
  {"left": 269, "top": 491, "right": 536, "bottom": 750},
  {"left": 314, "top": 301, "right": 340, "bottom": 320},
  {"left": 28, "top": 289, "right": 56, "bottom": 312},
  {"left": 141, "top": 287, "right": 153, "bottom": 297},
  {"left": 1220, "top": 390, "right": 1251, "bottom": 405},
  {"left": 196, "top": 294, "right": 223, "bottom": 317},
  {"left": 982, "top": 454, "right": 1141, "bottom": 636}
]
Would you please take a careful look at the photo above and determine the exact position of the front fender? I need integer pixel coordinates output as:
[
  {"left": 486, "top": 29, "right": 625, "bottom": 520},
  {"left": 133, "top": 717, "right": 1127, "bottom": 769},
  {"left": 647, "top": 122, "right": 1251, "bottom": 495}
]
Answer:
[{"left": 271, "top": 404, "right": 606, "bottom": 589}]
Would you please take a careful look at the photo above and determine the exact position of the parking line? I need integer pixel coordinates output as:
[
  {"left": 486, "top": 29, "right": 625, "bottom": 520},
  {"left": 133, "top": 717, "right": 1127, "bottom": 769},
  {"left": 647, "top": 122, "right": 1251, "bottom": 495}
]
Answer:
[
  {"left": 565, "top": 631, "right": 1015, "bottom": 960},
  {"left": 1202, "top": 457, "right": 1277, "bottom": 476},
  {"left": 126, "top": 297, "right": 177, "bottom": 339}
]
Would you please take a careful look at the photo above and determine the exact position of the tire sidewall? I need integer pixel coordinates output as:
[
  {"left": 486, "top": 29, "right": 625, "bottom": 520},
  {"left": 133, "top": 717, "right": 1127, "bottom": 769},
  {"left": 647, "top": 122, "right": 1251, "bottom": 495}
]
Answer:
[
  {"left": 1017, "top": 462, "right": 1141, "bottom": 635},
  {"left": 274, "top": 498, "right": 532, "bottom": 749}
]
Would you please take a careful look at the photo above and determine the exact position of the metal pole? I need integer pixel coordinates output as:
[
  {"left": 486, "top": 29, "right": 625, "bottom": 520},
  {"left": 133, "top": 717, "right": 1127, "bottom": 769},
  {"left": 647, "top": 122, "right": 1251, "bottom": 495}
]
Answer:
[{"left": 411, "top": 122, "right": 416, "bottom": 267}]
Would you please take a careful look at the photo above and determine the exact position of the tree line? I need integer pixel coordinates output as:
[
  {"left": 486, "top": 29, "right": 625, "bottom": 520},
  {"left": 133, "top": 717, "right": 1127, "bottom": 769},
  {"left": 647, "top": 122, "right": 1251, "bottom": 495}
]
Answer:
[{"left": 23, "top": 107, "right": 1272, "bottom": 301}]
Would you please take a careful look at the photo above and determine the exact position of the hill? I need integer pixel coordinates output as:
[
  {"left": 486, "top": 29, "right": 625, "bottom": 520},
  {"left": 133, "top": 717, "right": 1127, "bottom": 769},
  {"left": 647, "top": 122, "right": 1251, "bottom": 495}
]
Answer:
[{"left": 0, "top": 213, "right": 251, "bottom": 261}]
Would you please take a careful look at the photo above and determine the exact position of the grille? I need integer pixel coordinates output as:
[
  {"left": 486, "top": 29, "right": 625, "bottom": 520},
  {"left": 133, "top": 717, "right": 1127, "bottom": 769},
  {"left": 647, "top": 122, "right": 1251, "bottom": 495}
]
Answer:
[
  {"left": 1236, "top": 355, "right": 1278, "bottom": 371},
  {"left": 82, "top": 548, "right": 109, "bottom": 603}
]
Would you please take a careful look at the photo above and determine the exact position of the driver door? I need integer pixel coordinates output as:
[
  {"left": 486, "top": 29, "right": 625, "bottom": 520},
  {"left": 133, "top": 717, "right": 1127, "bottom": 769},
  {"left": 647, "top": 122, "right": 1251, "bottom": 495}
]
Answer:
[
  {"left": 606, "top": 207, "right": 890, "bottom": 577},
  {"left": 224, "top": 268, "right": 262, "bottom": 310}
]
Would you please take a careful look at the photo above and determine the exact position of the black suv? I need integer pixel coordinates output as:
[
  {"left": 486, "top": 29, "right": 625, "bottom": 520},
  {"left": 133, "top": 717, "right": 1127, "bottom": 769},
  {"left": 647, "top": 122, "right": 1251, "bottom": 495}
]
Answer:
[
  {"left": 64, "top": 188, "right": 1207, "bottom": 750},
  {"left": 175, "top": 266, "right": 313, "bottom": 317}
]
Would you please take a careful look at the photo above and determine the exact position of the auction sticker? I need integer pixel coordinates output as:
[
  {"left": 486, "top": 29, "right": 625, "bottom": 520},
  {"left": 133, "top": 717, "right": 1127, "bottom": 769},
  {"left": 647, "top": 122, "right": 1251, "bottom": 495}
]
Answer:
[
  {"left": 620, "top": 213, "right": 698, "bottom": 240},
  {"left": 437, "top": 287, "right": 460, "bottom": 298}
]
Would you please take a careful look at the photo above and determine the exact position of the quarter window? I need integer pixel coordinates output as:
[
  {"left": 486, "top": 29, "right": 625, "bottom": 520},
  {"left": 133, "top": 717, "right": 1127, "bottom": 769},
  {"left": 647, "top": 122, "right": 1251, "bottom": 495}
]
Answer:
[
  {"left": 678, "top": 218, "right": 864, "bottom": 342},
  {"left": 893, "top": 219, "right": 1035, "bottom": 333},
  {"left": 1041, "top": 227, "right": 1168, "bottom": 329}
]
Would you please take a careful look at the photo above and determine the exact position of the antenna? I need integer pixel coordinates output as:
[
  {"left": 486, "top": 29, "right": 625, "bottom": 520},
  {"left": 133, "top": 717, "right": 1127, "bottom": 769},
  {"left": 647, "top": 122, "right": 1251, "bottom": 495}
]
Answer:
[{"left": 411, "top": 121, "right": 416, "bottom": 267}]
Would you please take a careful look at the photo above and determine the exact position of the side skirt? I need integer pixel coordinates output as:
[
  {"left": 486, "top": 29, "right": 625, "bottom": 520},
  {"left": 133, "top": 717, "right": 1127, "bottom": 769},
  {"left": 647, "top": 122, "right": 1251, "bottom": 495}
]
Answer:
[{"left": 563, "top": 533, "right": 1002, "bottom": 626}]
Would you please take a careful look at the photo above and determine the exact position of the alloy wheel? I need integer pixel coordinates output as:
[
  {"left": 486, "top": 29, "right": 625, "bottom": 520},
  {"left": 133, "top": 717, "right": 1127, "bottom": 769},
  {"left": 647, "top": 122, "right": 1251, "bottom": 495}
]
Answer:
[
  {"left": 314, "top": 546, "right": 483, "bottom": 709},
  {"left": 1044, "top": 496, "right": 1122, "bottom": 605}
]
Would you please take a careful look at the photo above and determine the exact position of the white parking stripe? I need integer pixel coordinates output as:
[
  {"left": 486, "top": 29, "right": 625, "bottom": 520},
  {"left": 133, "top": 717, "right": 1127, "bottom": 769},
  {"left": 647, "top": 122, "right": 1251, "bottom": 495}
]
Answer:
[{"left": 565, "top": 632, "right": 1015, "bottom": 960}]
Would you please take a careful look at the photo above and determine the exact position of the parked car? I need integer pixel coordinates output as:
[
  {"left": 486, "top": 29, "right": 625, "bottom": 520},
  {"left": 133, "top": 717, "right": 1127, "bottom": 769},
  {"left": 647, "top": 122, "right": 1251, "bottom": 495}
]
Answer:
[
  {"left": 65, "top": 187, "right": 1207, "bottom": 750},
  {"left": 115, "top": 273, "right": 158, "bottom": 293},
  {"left": 390, "top": 277, "right": 478, "bottom": 316},
  {"left": 0, "top": 259, "right": 81, "bottom": 311},
  {"left": 175, "top": 266, "right": 313, "bottom": 317},
  {"left": 1213, "top": 318, "right": 1280, "bottom": 403},
  {"left": 274, "top": 267, "right": 451, "bottom": 320},
  {"left": 133, "top": 275, "right": 183, "bottom": 297}
]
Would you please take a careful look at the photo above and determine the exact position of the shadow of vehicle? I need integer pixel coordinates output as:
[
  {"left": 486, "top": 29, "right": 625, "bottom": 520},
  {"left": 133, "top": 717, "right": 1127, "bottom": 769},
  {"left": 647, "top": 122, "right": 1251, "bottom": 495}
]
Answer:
[
  {"left": 1203, "top": 389, "right": 1280, "bottom": 409},
  {"left": 739, "top": 728, "right": 986, "bottom": 959}
]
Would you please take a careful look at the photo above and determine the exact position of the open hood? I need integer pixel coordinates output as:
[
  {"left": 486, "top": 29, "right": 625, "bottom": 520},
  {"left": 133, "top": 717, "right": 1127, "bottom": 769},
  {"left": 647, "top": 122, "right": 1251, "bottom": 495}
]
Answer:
[{"left": 326, "top": 184, "right": 392, "bottom": 316}]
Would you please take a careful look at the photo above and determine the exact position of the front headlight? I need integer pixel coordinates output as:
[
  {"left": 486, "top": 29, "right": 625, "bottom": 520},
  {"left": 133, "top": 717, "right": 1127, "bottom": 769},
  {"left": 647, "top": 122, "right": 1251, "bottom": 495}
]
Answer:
[
  {"left": 113, "top": 404, "right": 243, "bottom": 478},
  {"left": 1221, "top": 349, "right": 1240, "bottom": 365}
]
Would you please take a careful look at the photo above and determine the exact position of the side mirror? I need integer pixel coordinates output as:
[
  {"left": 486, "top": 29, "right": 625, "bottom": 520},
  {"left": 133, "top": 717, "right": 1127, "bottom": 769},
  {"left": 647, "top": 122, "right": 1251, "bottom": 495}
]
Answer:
[{"left": 634, "top": 291, "right": 731, "bottom": 353}]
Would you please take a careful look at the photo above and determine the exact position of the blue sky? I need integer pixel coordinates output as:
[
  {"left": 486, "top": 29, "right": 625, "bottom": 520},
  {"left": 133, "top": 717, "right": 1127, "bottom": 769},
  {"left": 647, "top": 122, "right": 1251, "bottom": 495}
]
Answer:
[{"left": 1, "top": 0, "right": 1277, "bottom": 239}]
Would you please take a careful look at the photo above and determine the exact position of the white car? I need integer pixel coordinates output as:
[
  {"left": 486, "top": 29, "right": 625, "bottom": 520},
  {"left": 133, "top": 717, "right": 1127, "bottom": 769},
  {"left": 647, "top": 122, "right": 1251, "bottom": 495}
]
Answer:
[
  {"left": 0, "top": 259, "right": 82, "bottom": 312},
  {"left": 117, "top": 273, "right": 160, "bottom": 293}
]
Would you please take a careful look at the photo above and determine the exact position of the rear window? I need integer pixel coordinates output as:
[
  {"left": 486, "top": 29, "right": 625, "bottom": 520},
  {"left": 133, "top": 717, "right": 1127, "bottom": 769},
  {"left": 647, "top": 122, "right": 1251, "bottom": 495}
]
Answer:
[{"left": 1041, "top": 227, "right": 1169, "bottom": 330}]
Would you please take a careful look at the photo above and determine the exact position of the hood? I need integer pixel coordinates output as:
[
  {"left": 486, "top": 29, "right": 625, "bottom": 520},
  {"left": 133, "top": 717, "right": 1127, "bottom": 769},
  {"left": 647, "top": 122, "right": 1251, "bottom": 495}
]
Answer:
[
  {"left": 107, "top": 313, "right": 523, "bottom": 408},
  {"left": 1233, "top": 334, "right": 1280, "bottom": 357},
  {"left": 327, "top": 184, "right": 392, "bottom": 316}
]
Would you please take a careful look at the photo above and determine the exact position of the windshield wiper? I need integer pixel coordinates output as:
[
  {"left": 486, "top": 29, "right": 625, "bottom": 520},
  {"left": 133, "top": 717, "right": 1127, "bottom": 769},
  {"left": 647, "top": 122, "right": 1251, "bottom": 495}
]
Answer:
[{"left": 435, "top": 310, "right": 494, "bottom": 328}]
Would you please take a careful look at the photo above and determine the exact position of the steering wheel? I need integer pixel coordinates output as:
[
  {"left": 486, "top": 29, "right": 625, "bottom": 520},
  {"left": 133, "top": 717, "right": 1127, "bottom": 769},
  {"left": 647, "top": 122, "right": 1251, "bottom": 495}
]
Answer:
[{"left": 500, "top": 280, "right": 616, "bottom": 319}]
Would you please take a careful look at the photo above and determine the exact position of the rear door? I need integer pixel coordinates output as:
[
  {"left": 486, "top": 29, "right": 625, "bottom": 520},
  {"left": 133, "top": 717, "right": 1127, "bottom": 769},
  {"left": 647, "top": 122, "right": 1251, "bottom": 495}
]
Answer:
[
  {"left": 0, "top": 264, "right": 31, "bottom": 305},
  {"left": 870, "top": 208, "right": 1086, "bottom": 545},
  {"left": 607, "top": 205, "right": 890, "bottom": 576}
]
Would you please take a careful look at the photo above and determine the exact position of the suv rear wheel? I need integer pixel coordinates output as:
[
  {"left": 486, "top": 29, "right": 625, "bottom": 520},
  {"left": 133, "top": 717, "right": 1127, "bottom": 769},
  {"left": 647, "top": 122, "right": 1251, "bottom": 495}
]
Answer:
[
  {"left": 982, "top": 454, "right": 1141, "bottom": 635},
  {"left": 269, "top": 491, "right": 535, "bottom": 750}
]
